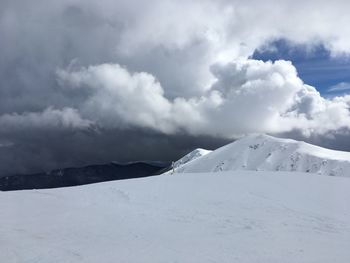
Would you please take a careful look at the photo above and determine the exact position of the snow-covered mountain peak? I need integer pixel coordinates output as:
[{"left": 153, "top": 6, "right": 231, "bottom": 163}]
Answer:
[
  {"left": 174, "top": 134, "right": 350, "bottom": 177},
  {"left": 173, "top": 148, "right": 212, "bottom": 169},
  {"left": 234, "top": 133, "right": 303, "bottom": 146}
]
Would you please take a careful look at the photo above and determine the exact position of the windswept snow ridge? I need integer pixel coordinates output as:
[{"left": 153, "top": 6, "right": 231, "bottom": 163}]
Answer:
[
  {"left": 174, "top": 134, "right": 350, "bottom": 177},
  {"left": 173, "top": 148, "right": 212, "bottom": 169}
]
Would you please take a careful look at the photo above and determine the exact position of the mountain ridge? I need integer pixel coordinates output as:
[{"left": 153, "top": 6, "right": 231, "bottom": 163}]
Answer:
[{"left": 174, "top": 134, "right": 350, "bottom": 177}]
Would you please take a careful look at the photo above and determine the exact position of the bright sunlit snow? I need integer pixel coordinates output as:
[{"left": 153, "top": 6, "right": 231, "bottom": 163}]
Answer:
[
  {"left": 174, "top": 134, "right": 350, "bottom": 177},
  {"left": 1, "top": 170, "right": 350, "bottom": 263},
  {"left": 173, "top": 148, "right": 212, "bottom": 169}
]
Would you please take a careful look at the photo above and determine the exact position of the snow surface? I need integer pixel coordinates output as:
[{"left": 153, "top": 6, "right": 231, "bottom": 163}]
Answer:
[
  {"left": 1, "top": 171, "right": 350, "bottom": 263},
  {"left": 174, "top": 134, "right": 350, "bottom": 177},
  {"left": 173, "top": 148, "right": 212, "bottom": 169}
]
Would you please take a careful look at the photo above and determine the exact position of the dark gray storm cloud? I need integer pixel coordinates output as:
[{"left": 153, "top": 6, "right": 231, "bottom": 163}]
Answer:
[
  {"left": 0, "top": 126, "right": 230, "bottom": 175},
  {"left": 1, "top": 0, "right": 350, "bottom": 174}
]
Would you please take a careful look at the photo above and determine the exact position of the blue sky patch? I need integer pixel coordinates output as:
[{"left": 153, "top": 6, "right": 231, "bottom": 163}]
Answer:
[{"left": 251, "top": 39, "right": 350, "bottom": 96}]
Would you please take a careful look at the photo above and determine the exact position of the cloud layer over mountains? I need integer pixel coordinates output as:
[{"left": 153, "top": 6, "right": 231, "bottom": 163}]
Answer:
[{"left": 1, "top": 0, "right": 350, "bottom": 174}]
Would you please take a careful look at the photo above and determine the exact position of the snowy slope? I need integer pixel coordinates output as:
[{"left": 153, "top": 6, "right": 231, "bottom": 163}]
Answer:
[
  {"left": 174, "top": 134, "right": 350, "bottom": 177},
  {"left": 173, "top": 148, "right": 212, "bottom": 169},
  {"left": 1, "top": 171, "right": 350, "bottom": 263}
]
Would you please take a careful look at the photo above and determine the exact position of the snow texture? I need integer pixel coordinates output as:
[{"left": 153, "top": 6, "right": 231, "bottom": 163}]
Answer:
[
  {"left": 173, "top": 148, "right": 212, "bottom": 169},
  {"left": 174, "top": 134, "right": 350, "bottom": 177},
  {"left": 1, "top": 170, "right": 350, "bottom": 262}
]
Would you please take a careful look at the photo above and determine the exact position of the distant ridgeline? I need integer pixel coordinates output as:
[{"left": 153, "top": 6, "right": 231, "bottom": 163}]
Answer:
[{"left": 0, "top": 162, "right": 170, "bottom": 191}]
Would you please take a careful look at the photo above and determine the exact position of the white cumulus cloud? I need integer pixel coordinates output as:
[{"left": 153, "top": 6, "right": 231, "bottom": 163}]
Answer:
[{"left": 57, "top": 60, "right": 350, "bottom": 138}]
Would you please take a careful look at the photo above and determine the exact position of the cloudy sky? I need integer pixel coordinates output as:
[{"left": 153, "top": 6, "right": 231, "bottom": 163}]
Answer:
[{"left": 1, "top": 0, "right": 350, "bottom": 174}]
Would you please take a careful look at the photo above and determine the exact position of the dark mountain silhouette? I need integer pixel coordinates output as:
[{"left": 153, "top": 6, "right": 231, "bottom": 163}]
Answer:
[{"left": 0, "top": 162, "right": 170, "bottom": 191}]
